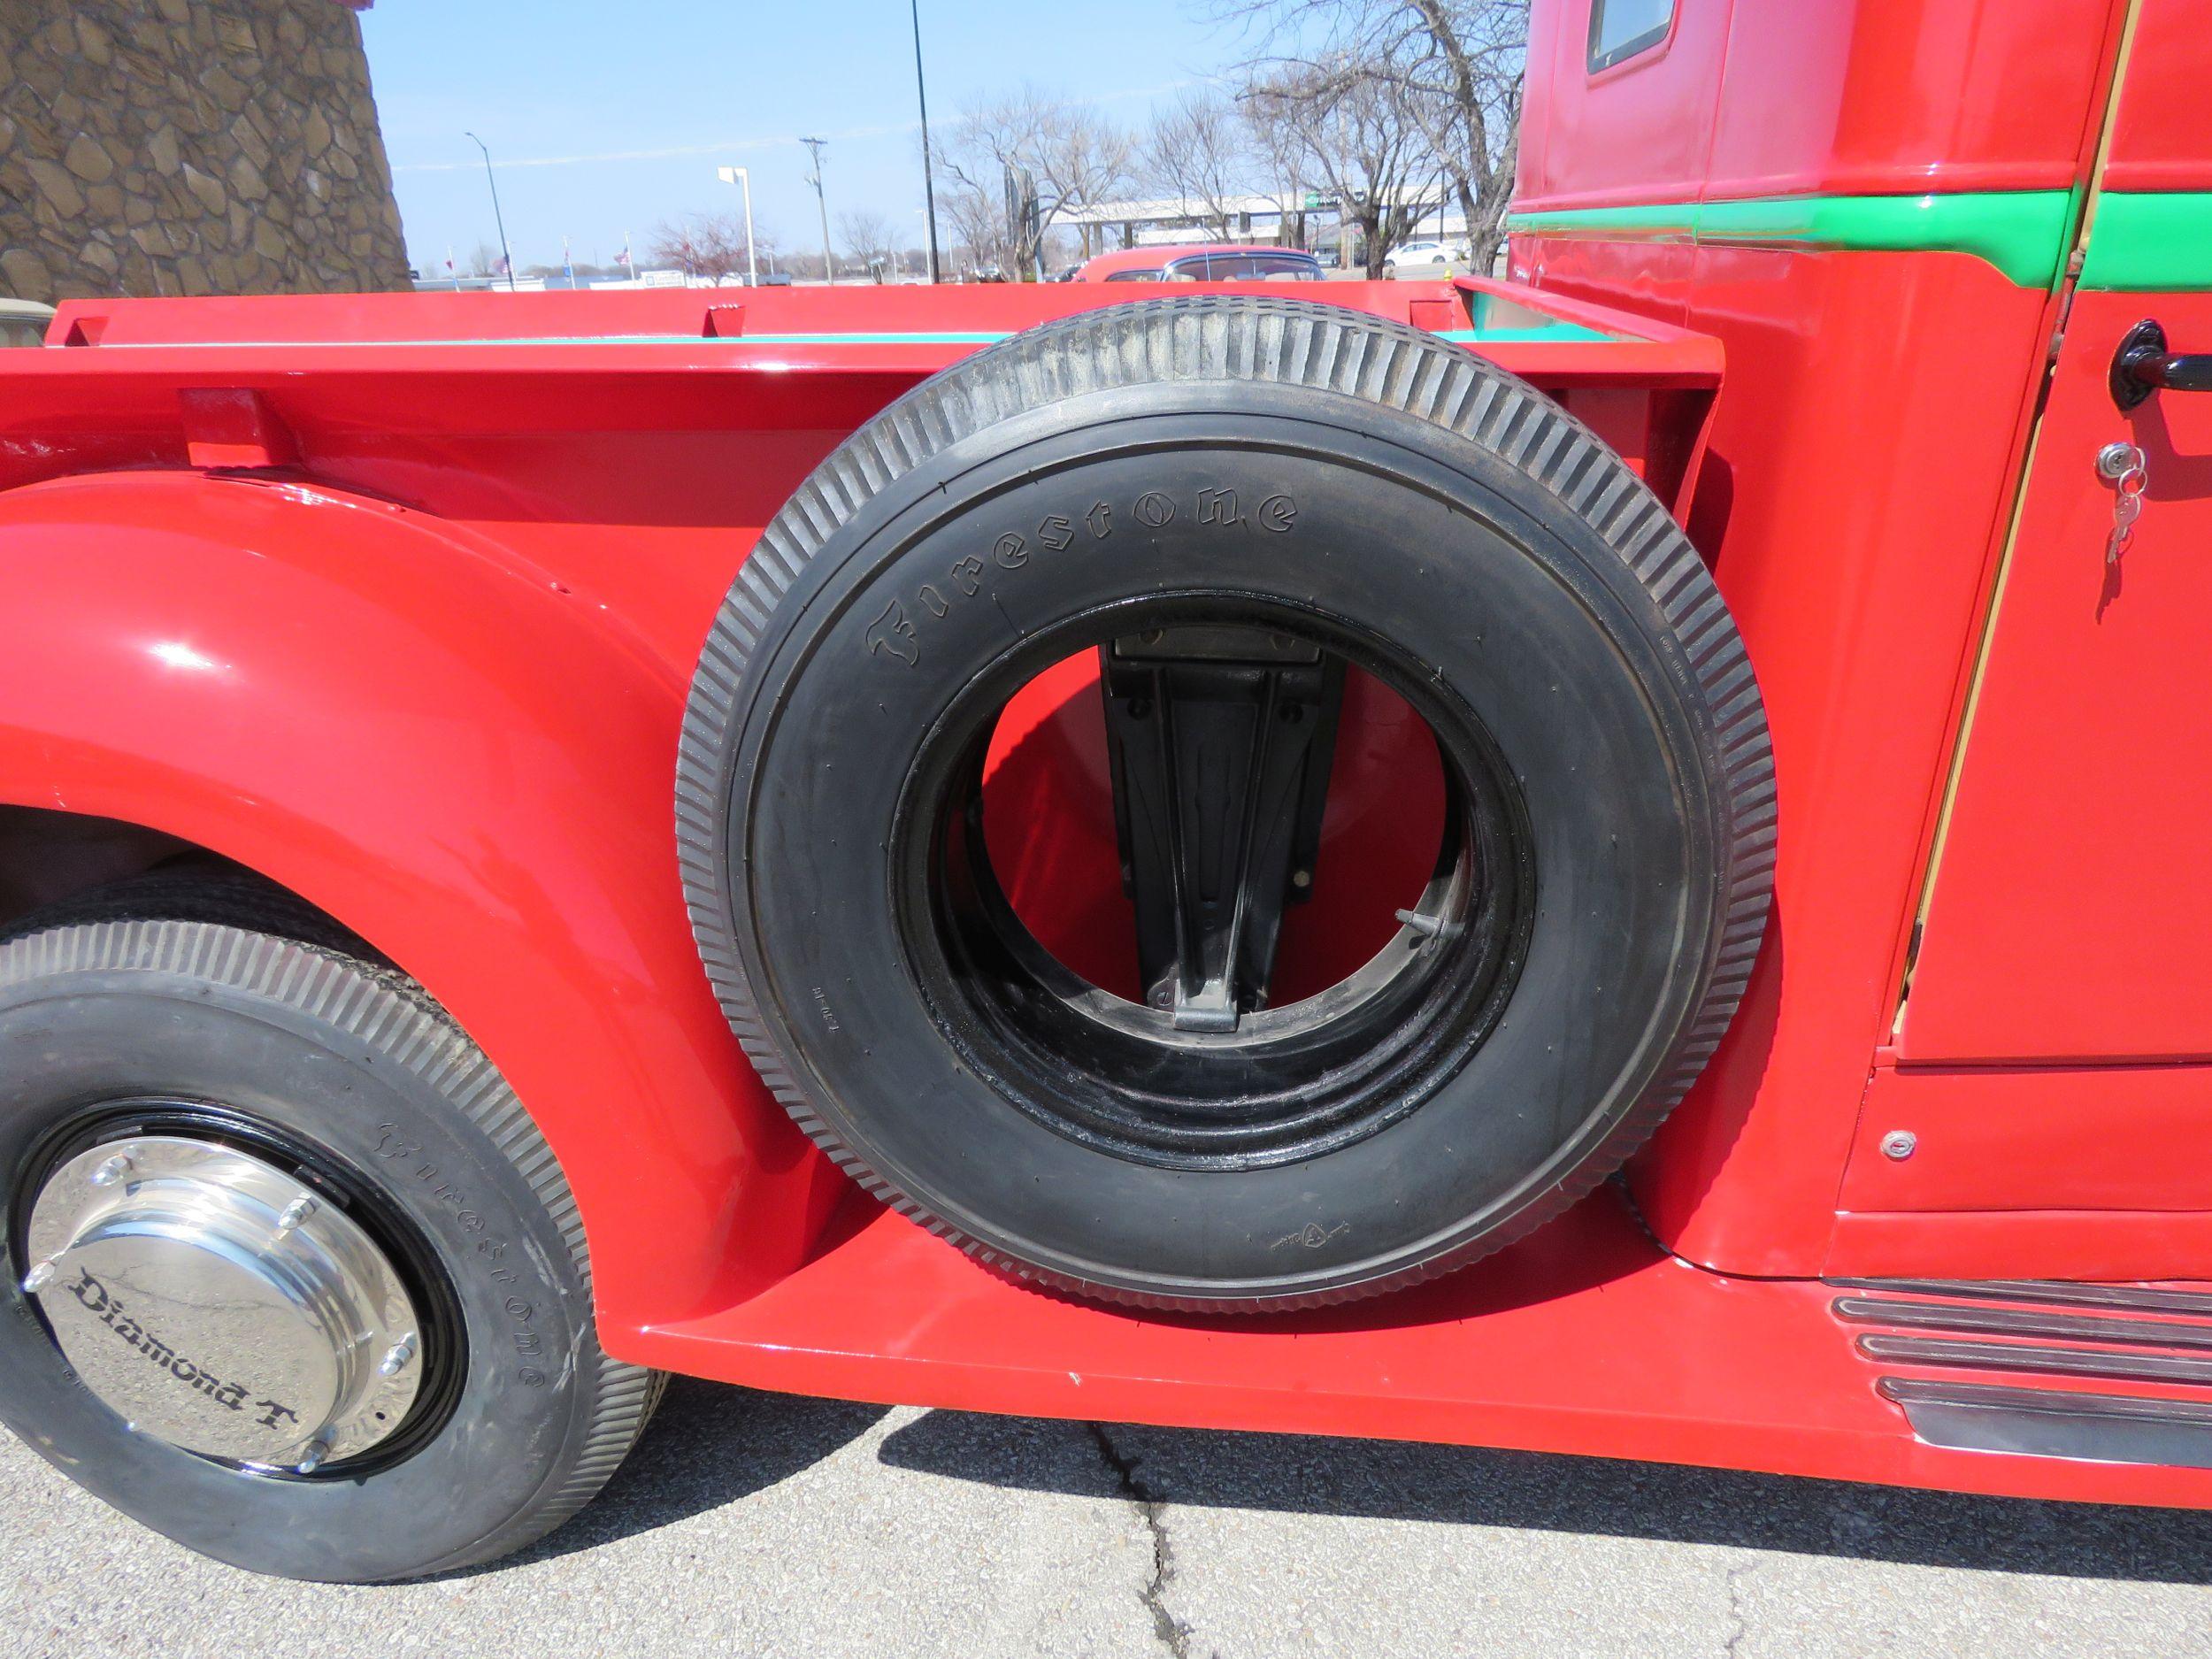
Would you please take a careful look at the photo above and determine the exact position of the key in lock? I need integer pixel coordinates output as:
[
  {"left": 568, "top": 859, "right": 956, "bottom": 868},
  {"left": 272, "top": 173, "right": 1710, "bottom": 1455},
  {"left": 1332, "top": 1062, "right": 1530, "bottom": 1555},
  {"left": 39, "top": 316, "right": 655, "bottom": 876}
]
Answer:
[{"left": 2097, "top": 441, "right": 2148, "bottom": 566}]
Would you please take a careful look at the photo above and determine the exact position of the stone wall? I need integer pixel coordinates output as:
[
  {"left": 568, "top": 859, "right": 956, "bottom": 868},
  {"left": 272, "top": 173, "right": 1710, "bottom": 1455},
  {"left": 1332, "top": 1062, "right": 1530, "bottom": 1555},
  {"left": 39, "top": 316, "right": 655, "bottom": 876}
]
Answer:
[{"left": 0, "top": 1, "right": 409, "bottom": 303}]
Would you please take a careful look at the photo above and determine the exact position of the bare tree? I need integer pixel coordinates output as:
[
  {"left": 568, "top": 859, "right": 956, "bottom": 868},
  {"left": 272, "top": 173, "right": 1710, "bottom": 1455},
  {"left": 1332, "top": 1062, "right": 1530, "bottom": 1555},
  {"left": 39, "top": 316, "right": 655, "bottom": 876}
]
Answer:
[
  {"left": 1244, "top": 59, "right": 1441, "bottom": 277},
  {"left": 1141, "top": 89, "right": 1254, "bottom": 241},
  {"left": 933, "top": 85, "right": 1132, "bottom": 277},
  {"left": 1224, "top": 0, "right": 1526, "bottom": 270},
  {"left": 836, "top": 209, "right": 898, "bottom": 280},
  {"left": 1242, "top": 95, "right": 1316, "bottom": 251},
  {"left": 649, "top": 210, "right": 768, "bottom": 281},
  {"left": 465, "top": 241, "right": 503, "bottom": 278}
]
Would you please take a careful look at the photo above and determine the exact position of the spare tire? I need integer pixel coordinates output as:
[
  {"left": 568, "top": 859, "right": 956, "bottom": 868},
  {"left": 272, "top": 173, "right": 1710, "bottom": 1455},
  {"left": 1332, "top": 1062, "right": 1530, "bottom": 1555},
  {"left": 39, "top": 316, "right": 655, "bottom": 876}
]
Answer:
[{"left": 677, "top": 296, "right": 1772, "bottom": 1310}]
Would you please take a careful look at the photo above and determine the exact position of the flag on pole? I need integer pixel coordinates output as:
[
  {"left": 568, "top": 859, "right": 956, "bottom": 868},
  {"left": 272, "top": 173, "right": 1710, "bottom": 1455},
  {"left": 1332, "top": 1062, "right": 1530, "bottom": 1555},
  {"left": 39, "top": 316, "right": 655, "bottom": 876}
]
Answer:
[
  {"left": 444, "top": 247, "right": 455, "bottom": 275},
  {"left": 562, "top": 235, "right": 575, "bottom": 288}
]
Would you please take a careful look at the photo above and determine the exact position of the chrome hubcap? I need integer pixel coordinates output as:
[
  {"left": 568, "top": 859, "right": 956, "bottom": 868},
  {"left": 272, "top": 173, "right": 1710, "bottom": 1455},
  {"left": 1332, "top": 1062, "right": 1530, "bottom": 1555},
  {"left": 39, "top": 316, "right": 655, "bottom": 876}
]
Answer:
[{"left": 20, "top": 1135, "right": 421, "bottom": 1471}]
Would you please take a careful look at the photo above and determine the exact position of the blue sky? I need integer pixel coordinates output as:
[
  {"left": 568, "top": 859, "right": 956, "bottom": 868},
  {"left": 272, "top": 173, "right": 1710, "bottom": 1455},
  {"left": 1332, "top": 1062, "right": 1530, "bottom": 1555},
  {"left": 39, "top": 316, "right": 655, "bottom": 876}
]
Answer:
[{"left": 358, "top": 1, "right": 1248, "bottom": 273}]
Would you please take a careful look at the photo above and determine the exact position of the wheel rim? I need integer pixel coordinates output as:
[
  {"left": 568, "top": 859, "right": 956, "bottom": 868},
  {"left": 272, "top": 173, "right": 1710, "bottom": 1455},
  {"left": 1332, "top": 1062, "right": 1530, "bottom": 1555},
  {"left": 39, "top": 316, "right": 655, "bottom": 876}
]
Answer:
[
  {"left": 12, "top": 1100, "right": 464, "bottom": 1477},
  {"left": 893, "top": 596, "right": 1535, "bottom": 1172}
]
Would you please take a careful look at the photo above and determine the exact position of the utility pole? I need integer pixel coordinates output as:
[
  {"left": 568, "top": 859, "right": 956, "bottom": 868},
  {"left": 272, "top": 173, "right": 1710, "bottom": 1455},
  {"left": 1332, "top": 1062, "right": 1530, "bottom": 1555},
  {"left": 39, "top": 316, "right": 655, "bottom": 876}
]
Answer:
[
  {"left": 910, "top": 0, "right": 941, "bottom": 282},
  {"left": 464, "top": 131, "right": 516, "bottom": 291},
  {"left": 800, "top": 135, "right": 835, "bottom": 284}
]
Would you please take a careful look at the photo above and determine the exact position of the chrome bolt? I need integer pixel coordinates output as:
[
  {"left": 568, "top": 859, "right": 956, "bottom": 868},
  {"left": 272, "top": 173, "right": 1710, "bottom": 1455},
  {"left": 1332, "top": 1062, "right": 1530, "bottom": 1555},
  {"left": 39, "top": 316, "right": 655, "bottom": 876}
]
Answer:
[
  {"left": 1880, "top": 1129, "right": 1917, "bottom": 1161},
  {"left": 273, "top": 1195, "right": 317, "bottom": 1236},
  {"left": 89, "top": 1154, "right": 134, "bottom": 1187},
  {"left": 1291, "top": 869, "right": 1312, "bottom": 890},
  {"left": 19, "top": 1260, "right": 57, "bottom": 1294},
  {"left": 294, "top": 1437, "right": 332, "bottom": 1475},
  {"left": 377, "top": 1339, "right": 416, "bottom": 1378}
]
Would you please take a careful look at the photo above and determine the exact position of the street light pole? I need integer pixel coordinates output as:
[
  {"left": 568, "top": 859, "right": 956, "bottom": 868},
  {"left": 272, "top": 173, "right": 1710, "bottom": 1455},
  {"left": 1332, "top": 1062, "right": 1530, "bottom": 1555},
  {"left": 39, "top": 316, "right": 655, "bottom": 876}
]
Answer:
[
  {"left": 910, "top": 0, "right": 942, "bottom": 283},
  {"left": 800, "top": 135, "right": 835, "bottom": 285},
  {"left": 715, "top": 165, "right": 761, "bottom": 288},
  {"left": 463, "top": 131, "right": 516, "bottom": 291}
]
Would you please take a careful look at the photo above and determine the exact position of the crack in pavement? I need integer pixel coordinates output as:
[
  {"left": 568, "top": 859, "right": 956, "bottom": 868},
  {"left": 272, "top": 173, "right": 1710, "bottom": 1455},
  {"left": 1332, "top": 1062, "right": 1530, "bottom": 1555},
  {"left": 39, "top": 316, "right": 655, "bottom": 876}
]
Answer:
[
  {"left": 1721, "top": 1561, "right": 1750, "bottom": 1659},
  {"left": 1088, "top": 1423, "right": 1193, "bottom": 1659}
]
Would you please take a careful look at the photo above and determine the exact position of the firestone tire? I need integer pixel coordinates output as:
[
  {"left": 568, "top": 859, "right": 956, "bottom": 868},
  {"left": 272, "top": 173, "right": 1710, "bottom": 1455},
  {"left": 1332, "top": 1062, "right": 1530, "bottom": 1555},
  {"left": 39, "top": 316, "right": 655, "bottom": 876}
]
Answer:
[
  {"left": 678, "top": 296, "right": 1775, "bottom": 1310},
  {"left": 0, "top": 875, "right": 662, "bottom": 1581}
]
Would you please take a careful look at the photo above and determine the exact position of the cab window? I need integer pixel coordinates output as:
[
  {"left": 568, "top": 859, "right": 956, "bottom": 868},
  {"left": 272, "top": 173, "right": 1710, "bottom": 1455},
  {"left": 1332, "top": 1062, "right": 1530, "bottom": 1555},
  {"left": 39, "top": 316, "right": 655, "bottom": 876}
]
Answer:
[{"left": 1587, "top": 0, "right": 1673, "bottom": 72}]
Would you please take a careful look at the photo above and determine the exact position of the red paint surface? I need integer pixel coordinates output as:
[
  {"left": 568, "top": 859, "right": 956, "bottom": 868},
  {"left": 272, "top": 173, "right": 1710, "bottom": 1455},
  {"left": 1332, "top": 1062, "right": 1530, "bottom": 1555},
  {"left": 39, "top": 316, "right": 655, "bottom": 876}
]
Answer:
[
  {"left": 1901, "top": 286, "right": 2212, "bottom": 1062},
  {"left": 2100, "top": 0, "right": 2212, "bottom": 193},
  {"left": 1839, "top": 1064, "right": 2212, "bottom": 1220},
  {"left": 1519, "top": 0, "right": 2121, "bottom": 210},
  {"left": 629, "top": 1187, "right": 2212, "bottom": 1510}
]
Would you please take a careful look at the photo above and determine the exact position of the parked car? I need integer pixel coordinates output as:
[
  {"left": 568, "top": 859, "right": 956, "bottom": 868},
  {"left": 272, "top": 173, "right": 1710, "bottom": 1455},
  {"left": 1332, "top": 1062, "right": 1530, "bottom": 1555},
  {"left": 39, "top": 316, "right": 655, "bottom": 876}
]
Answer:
[
  {"left": 1383, "top": 239, "right": 1471, "bottom": 275},
  {"left": 1074, "top": 243, "right": 1326, "bottom": 281},
  {"left": 2, "top": 0, "right": 2209, "bottom": 1590},
  {"left": 0, "top": 298, "right": 54, "bottom": 347}
]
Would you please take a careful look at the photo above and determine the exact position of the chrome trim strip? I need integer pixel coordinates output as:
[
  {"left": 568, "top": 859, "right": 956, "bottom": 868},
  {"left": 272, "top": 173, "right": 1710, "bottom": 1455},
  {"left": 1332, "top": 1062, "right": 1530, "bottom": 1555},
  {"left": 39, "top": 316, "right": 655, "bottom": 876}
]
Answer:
[
  {"left": 1829, "top": 1278, "right": 2212, "bottom": 1316},
  {"left": 1858, "top": 1332, "right": 2212, "bottom": 1387},
  {"left": 1834, "top": 1294, "right": 2212, "bottom": 1351},
  {"left": 1880, "top": 1378, "right": 2212, "bottom": 1470}
]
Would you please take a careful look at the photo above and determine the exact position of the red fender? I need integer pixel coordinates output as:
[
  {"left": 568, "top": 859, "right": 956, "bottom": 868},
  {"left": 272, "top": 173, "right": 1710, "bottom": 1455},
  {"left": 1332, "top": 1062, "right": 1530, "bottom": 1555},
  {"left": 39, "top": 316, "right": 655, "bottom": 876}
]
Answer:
[{"left": 0, "top": 468, "right": 824, "bottom": 1337}]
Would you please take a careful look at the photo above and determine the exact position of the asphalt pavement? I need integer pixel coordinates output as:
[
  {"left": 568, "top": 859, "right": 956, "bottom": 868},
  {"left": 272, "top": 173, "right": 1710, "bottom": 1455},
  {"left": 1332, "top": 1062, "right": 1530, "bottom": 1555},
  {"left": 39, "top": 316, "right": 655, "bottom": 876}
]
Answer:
[{"left": 5, "top": 1376, "right": 2211, "bottom": 1657}]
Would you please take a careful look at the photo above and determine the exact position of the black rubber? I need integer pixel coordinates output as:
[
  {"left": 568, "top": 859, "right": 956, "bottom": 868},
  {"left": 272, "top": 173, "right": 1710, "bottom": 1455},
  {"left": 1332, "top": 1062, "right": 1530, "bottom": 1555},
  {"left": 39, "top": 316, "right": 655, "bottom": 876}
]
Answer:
[
  {"left": 677, "top": 296, "right": 1775, "bottom": 1310},
  {"left": 0, "top": 873, "right": 662, "bottom": 1581}
]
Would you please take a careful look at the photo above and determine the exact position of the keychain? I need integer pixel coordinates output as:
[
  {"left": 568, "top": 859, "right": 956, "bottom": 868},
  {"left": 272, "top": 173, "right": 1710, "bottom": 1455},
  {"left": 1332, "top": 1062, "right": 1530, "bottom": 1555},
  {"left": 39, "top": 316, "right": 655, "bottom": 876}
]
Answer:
[{"left": 2098, "top": 441, "right": 2148, "bottom": 566}]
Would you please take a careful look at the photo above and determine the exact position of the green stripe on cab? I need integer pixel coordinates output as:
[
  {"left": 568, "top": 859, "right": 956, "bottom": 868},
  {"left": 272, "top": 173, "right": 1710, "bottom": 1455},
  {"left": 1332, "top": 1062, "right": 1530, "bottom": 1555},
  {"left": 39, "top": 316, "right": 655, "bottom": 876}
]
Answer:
[
  {"left": 1507, "top": 191, "right": 2074, "bottom": 289},
  {"left": 2078, "top": 194, "right": 2212, "bottom": 292}
]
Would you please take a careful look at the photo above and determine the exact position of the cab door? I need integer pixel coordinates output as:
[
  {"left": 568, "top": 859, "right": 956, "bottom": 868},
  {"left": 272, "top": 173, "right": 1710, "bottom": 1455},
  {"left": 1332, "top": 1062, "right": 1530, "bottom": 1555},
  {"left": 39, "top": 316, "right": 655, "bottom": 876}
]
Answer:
[{"left": 1903, "top": 0, "right": 2212, "bottom": 1065}]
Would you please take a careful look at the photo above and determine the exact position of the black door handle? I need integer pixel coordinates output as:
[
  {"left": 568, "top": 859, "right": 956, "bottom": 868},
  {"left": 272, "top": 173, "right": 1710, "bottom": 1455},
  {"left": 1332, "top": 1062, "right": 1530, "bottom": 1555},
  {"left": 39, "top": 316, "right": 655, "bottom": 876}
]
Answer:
[{"left": 2111, "top": 319, "right": 2212, "bottom": 411}]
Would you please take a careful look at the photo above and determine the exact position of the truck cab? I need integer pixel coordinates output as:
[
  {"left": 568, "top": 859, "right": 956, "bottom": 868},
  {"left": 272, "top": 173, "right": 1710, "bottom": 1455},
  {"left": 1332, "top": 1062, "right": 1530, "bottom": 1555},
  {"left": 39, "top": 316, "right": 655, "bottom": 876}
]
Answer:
[{"left": 1517, "top": 0, "right": 2212, "bottom": 1283}]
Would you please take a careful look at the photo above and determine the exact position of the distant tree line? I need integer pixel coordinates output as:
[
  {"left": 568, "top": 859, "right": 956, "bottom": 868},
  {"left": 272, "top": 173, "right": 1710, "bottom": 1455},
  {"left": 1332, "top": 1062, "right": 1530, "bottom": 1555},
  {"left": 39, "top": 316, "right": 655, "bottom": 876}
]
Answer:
[
  {"left": 936, "top": 0, "right": 1525, "bottom": 279},
  {"left": 644, "top": 1, "right": 1525, "bottom": 284}
]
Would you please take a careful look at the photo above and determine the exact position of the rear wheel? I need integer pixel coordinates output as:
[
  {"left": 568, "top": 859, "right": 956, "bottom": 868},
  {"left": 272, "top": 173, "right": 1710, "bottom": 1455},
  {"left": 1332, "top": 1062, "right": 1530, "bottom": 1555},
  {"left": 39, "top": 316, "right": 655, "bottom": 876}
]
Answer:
[
  {"left": 0, "top": 874, "right": 660, "bottom": 1581},
  {"left": 678, "top": 296, "right": 1775, "bottom": 1310}
]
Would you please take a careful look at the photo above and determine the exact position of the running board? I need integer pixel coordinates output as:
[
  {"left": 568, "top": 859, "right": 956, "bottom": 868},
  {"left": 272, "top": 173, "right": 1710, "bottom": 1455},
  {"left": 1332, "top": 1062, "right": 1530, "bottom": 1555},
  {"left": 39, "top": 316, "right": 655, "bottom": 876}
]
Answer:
[{"left": 1836, "top": 1279, "right": 2212, "bottom": 1472}]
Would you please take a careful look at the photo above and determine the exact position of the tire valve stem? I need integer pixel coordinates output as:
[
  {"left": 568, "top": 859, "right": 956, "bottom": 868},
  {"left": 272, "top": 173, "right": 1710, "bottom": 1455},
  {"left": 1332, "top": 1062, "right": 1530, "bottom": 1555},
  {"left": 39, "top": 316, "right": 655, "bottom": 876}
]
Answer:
[
  {"left": 294, "top": 1437, "right": 332, "bottom": 1475},
  {"left": 378, "top": 1338, "right": 416, "bottom": 1378},
  {"left": 19, "top": 1260, "right": 57, "bottom": 1294},
  {"left": 89, "top": 1154, "right": 134, "bottom": 1188},
  {"left": 273, "top": 1195, "right": 317, "bottom": 1238}
]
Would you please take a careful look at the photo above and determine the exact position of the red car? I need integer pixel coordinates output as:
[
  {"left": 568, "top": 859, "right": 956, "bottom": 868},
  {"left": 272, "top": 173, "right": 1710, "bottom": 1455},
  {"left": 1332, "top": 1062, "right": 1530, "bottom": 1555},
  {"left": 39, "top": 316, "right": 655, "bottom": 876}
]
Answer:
[
  {"left": 1073, "top": 242, "right": 1327, "bottom": 281},
  {"left": 0, "top": 0, "right": 2207, "bottom": 1586}
]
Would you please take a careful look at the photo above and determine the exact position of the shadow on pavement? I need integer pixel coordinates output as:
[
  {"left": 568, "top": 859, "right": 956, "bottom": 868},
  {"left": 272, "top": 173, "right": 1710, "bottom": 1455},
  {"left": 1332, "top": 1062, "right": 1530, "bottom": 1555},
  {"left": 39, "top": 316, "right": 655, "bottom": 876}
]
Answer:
[
  {"left": 874, "top": 1407, "right": 2212, "bottom": 1586},
  {"left": 498, "top": 1379, "right": 891, "bottom": 1570},
  {"left": 492, "top": 1376, "right": 2212, "bottom": 1586}
]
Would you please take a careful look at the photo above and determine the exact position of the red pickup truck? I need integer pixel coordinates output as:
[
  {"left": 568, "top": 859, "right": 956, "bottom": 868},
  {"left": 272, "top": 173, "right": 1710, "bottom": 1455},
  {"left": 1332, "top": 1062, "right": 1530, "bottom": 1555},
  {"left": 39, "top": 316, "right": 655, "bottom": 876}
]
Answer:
[{"left": 1, "top": 0, "right": 2207, "bottom": 1584}]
